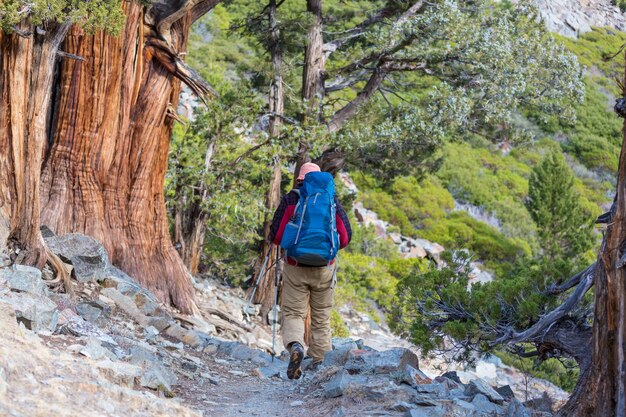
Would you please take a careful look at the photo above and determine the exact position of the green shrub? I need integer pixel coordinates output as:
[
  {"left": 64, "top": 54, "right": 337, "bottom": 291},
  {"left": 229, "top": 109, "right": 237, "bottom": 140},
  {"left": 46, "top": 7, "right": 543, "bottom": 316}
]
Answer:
[{"left": 330, "top": 308, "right": 350, "bottom": 338}]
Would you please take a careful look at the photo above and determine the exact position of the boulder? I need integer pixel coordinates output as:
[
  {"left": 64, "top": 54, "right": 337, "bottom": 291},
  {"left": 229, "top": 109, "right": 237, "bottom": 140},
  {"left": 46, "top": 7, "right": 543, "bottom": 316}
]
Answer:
[
  {"left": 344, "top": 348, "right": 419, "bottom": 375},
  {"left": 44, "top": 233, "right": 110, "bottom": 282},
  {"left": 496, "top": 384, "right": 516, "bottom": 401},
  {"left": 395, "top": 364, "right": 432, "bottom": 387},
  {"left": 331, "top": 337, "right": 359, "bottom": 351},
  {"left": 76, "top": 300, "right": 111, "bottom": 325},
  {"left": 324, "top": 370, "right": 349, "bottom": 398},
  {"left": 440, "top": 370, "right": 462, "bottom": 384},
  {"left": 504, "top": 399, "right": 531, "bottom": 417},
  {"left": 466, "top": 378, "right": 504, "bottom": 404},
  {"left": 524, "top": 392, "right": 553, "bottom": 413},
  {"left": 0, "top": 291, "right": 58, "bottom": 332},
  {"left": 95, "top": 360, "right": 142, "bottom": 388},
  {"left": 405, "top": 406, "right": 446, "bottom": 417},
  {"left": 323, "top": 348, "right": 352, "bottom": 368},
  {"left": 79, "top": 337, "right": 117, "bottom": 360},
  {"left": 471, "top": 393, "right": 501, "bottom": 414},
  {"left": 0, "top": 265, "right": 47, "bottom": 296}
]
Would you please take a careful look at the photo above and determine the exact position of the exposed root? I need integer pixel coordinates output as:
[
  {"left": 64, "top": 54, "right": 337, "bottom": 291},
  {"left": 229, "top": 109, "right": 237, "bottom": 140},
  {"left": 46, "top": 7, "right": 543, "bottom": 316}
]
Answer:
[{"left": 44, "top": 246, "right": 73, "bottom": 296}]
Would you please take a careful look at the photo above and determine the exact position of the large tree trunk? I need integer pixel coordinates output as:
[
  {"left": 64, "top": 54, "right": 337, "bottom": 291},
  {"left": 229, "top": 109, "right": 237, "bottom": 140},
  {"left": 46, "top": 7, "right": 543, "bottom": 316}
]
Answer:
[
  {"left": 0, "top": 23, "right": 70, "bottom": 265},
  {"left": 39, "top": 1, "right": 218, "bottom": 314},
  {"left": 252, "top": 0, "right": 284, "bottom": 319},
  {"left": 558, "top": 64, "right": 626, "bottom": 417}
]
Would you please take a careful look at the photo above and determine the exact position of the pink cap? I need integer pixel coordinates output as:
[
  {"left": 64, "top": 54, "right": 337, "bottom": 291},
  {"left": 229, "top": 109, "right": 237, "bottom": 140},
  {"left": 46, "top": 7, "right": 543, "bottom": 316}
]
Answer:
[{"left": 297, "top": 162, "right": 321, "bottom": 180}]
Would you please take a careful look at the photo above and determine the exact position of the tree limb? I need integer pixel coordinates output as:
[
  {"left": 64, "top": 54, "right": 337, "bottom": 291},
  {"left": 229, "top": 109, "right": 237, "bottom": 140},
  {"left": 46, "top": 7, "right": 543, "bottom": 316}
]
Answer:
[
  {"left": 491, "top": 266, "right": 595, "bottom": 346},
  {"left": 145, "top": 38, "right": 217, "bottom": 101},
  {"left": 546, "top": 263, "right": 596, "bottom": 295}
]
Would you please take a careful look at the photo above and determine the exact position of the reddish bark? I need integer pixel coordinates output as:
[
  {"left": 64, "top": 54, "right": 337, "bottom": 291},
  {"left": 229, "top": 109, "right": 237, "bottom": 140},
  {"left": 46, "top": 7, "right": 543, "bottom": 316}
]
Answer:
[{"left": 39, "top": 1, "right": 217, "bottom": 313}]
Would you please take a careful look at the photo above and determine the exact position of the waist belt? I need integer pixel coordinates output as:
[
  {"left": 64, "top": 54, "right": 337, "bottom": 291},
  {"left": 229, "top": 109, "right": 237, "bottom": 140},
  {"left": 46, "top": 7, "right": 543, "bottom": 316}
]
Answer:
[{"left": 286, "top": 257, "right": 335, "bottom": 268}]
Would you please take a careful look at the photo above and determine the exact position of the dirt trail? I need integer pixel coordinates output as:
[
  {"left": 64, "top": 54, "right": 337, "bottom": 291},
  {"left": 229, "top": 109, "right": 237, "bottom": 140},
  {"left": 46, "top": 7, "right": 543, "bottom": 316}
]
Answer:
[{"left": 174, "top": 351, "right": 341, "bottom": 417}]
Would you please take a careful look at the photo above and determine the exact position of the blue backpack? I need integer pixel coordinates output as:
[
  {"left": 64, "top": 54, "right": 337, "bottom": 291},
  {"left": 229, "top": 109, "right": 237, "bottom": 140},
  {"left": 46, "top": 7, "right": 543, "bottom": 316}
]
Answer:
[{"left": 280, "top": 171, "right": 340, "bottom": 266}]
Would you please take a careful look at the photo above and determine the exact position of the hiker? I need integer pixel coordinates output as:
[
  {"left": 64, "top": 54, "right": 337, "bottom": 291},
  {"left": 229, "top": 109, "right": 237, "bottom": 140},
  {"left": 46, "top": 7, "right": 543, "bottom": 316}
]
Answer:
[{"left": 268, "top": 162, "right": 352, "bottom": 379}]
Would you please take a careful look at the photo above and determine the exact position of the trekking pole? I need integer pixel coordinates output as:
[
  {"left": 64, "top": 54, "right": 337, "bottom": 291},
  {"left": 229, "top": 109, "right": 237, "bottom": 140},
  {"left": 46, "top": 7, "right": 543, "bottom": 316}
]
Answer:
[
  {"left": 244, "top": 244, "right": 273, "bottom": 318},
  {"left": 271, "top": 247, "right": 280, "bottom": 362}
]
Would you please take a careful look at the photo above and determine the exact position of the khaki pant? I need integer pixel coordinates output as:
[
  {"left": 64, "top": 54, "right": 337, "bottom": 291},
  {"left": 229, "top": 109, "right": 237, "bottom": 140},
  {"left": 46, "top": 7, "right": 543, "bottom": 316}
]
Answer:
[{"left": 281, "top": 263, "right": 334, "bottom": 362}]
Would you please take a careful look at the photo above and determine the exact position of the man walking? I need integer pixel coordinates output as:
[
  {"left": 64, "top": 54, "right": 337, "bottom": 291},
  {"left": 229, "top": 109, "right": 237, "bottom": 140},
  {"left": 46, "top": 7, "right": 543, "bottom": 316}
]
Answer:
[{"left": 268, "top": 162, "right": 352, "bottom": 379}]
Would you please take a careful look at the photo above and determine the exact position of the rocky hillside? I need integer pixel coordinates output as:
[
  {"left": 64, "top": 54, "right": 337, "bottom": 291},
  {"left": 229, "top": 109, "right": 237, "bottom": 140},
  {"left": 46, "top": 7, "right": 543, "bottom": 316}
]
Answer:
[
  {"left": 0, "top": 231, "right": 567, "bottom": 416},
  {"left": 528, "top": 0, "right": 626, "bottom": 37}
]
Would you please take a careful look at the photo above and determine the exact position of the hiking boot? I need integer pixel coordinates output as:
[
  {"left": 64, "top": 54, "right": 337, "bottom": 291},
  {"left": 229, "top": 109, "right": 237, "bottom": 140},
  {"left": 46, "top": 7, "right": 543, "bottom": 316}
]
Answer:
[{"left": 287, "top": 342, "right": 304, "bottom": 380}]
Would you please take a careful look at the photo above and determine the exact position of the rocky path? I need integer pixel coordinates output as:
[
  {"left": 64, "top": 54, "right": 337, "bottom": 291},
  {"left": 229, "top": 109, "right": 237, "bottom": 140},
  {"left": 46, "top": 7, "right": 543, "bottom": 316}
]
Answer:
[{"left": 0, "top": 233, "right": 565, "bottom": 417}]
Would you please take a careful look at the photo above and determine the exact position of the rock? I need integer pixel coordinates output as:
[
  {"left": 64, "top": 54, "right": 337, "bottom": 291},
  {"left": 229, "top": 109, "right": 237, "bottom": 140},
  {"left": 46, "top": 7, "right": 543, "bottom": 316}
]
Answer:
[
  {"left": 0, "top": 366, "right": 6, "bottom": 400},
  {"left": 324, "top": 370, "right": 348, "bottom": 398},
  {"left": 496, "top": 384, "right": 516, "bottom": 401},
  {"left": 57, "top": 309, "right": 117, "bottom": 347},
  {"left": 95, "top": 360, "right": 142, "bottom": 388},
  {"left": 0, "top": 291, "right": 58, "bottom": 332},
  {"left": 100, "top": 287, "right": 148, "bottom": 326},
  {"left": 254, "top": 364, "right": 283, "bottom": 379},
  {"left": 44, "top": 233, "right": 110, "bottom": 282},
  {"left": 79, "top": 337, "right": 117, "bottom": 361},
  {"left": 390, "top": 401, "right": 414, "bottom": 412},
  {"left": 405, "top": 406, "right": 445, "bottom": 417},
  {"left": 452, "top": 398, "right": 476, "bottom": 413},
  {"left": 323, "top": 348, "right": 352, "bottom": 368},
  {"left": 140, "top": 367, "right": 177, "bottom": 392},
  {"left": 290, "top": 401, "right": 304, "bottom": 407},
  {"left": 524, "top": 392, "right": 553, "bottom": 413},
  {"left": 344, "top": 348, "right": 419, "bottom": 375},
  {"left": 440, "top": 371, "right": 462, "bottom": 384},
  {"left": 415, "top": 383, "right": 447, "bottom": 398},
  {"left": 164, "top": 322, "right": 203, "bottom": 348},
  {"left": 504, "top": 399, "right": 531, "bottom": 417},
  {"left": 76, "top": 300, "right": 110, "bottom": 324},
  {"left": 331, "top": 337, "right": 359, "bottom": 351},
  {"left": 466, "top": 378, "right": 504, "bottom": 404},
  {"left": 471, "top": 393, "right": 501, "bottom": 414},
  {"left": 395, "top": 364, "right": 432, "bottom": 387},
  {"left": 0, "top": 265, "right": 47, "bottom": 296},
  {"left": 226, "top": 343, "right": 272, "bottom": 365}
]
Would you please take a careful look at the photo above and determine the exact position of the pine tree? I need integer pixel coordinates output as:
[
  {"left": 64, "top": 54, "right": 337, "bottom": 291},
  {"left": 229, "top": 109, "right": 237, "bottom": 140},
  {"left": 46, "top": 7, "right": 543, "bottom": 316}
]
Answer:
[{"left": 525, "top": 151, "right": 594, "bottom": 279}]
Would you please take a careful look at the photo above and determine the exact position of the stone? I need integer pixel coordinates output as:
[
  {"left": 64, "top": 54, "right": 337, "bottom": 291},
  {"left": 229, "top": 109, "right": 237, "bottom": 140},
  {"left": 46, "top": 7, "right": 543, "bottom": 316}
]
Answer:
[
  {"left": 452, "top": 398, "right": 476, "bottom": 413},
  {"left": 471, "top": 393, "right": 501, "bottom": 415},
  {"left": 0, "top": 265, "right": 47, "bottom": 296},
  {"left": 415, "top": 383, "right": 447, "bottom": 398},
  {"left": 140, "top": 367, "right": 176, "bottom": 392},
  {"left": 100, "top": 287, "right": 148, "bottom": 326},
  {"left": 95, "top": 360, "right": 142, "bottom": 388},
  {"left": 395, "top": 364, "right": 432, "bottom": 387},
  {"left": 322, "top": 348, "right": 352, "bottom": 368},
  {"left": 0, "top": 291, "right": 58, "bottom": 332},
  {"left": 227, "top": 344, "right": 272, "bottom": 365},
  {"left": 390, "top": 401, "right": 414, "bottom": 412},
  {"left": 79, "top": 337, "right": 117, "bottom": 360},
  {"left": 405, "top": 406, "right": 445, "bottom": 417},
  {"left": 290, "top": 401, "right": 304, "bottom": 407},
  {"left": 524, "top": 392, "right": 553, "bottom": 413},
  {"left": 331, "top": 337, "right": 359, "bottom": 351},
  {"left": 324, "top": 370, "right": 348, "bottom": 398},
  {"left": 344, "top": 348, "right": 419, "bottom": 375},
  {"left": 504, "top": 399, "right": 531, "bottom": 417},
  {"left": 441, "top": 371, "right": 462, "bottom": 384},
  {"left": 254, "top": 365, "right": 282, "bottom": 379},
  {"left": 164, "top": 323, "right": 202, "bottom": 348},
  {"left": 76, "top": 300, "right": 110, "bottom": 324},
  {"left": 466, "top": 378, "right": 504, "bottom": 404},
  {"left": 44, "top": 233, "right": 110, "bottom": 282},
  {"left": 496, "top": 385, "right": 516, "bottom": 401}
]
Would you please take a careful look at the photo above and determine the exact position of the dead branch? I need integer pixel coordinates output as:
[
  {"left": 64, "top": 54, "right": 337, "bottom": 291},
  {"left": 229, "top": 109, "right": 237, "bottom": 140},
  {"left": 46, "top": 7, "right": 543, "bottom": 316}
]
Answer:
[{"left": 491, "top": 266, "right": 595, "bottom": 347}]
